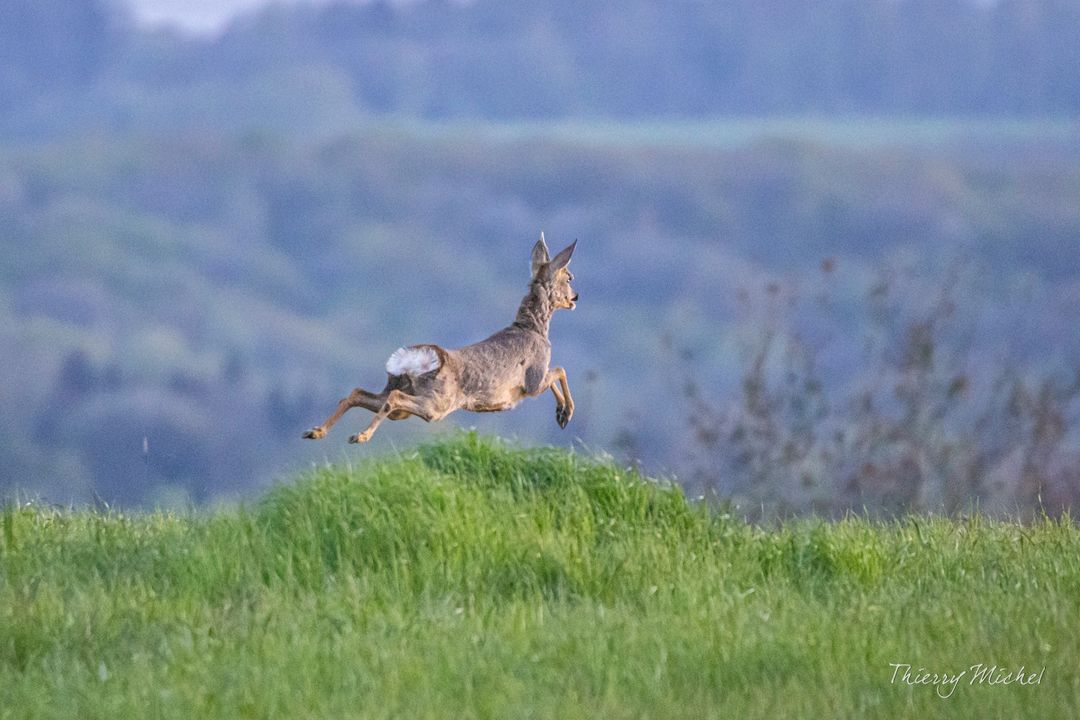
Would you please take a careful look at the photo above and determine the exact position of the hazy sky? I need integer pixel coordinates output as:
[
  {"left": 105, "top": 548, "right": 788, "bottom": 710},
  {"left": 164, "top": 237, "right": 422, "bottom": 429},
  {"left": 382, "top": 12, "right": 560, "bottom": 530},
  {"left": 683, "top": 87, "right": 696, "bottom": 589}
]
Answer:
[
  {"left": 128, "top": 0, "right": 335, "bottom": 34},
  {"left": 129, "top": 0, "right": 1001, "bottom": 35}
]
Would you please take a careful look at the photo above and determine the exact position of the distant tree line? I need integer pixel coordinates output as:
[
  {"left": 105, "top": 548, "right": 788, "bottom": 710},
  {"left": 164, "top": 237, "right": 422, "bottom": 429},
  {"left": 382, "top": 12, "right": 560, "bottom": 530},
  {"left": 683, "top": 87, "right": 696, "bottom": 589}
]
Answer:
[{"left": 3, "top": 0, "right": 1080, "bottom": 134}]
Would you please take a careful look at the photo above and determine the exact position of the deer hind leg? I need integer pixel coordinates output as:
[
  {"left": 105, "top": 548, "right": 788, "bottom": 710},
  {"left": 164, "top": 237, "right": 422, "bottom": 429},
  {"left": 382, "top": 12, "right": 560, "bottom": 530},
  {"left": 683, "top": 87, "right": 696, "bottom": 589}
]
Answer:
[
  {"left": 348, "top": 389, "right": 440, "bottom": 444},
  {"left": 544, "top": 367, "right": 575, "bottom": 429},
  {"left": 303, "top": 388, "right": 385, "bottom": 440}
]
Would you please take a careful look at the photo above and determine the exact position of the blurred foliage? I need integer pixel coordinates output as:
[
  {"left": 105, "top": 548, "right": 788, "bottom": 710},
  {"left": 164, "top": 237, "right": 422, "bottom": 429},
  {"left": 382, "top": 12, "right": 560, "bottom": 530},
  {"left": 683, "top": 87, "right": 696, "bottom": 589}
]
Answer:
[
  {"left": 677, "top": 261, "right": 1080, "bottom": 520},
  {"left": 2, "top": 129, "right": 1080, "bottom": 509},
  {"left": 1, "top": 0, "right": 1080, "bottom": 511}
]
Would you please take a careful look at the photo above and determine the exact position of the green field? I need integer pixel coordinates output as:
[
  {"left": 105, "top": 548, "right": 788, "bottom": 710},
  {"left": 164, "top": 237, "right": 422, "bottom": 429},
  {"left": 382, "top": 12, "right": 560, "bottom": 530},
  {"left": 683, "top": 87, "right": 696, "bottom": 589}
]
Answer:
[{"left": 2, "top": 433, "right": 1078, "bottom": 719}]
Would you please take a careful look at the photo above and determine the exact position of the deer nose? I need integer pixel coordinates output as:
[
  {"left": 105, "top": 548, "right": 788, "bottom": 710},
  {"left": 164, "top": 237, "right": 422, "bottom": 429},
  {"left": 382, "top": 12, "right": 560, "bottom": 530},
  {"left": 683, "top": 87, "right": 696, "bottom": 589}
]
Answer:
[{"left": 572, "top": 293, "right": 579, "bottom": 302}]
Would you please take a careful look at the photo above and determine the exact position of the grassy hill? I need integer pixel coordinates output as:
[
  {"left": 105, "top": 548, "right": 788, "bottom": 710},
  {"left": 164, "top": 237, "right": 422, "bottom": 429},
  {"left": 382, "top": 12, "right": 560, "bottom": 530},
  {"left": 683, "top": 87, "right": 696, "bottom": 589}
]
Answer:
[{"left": 2, "top": 433, "right": 1079, "bottom": 718}]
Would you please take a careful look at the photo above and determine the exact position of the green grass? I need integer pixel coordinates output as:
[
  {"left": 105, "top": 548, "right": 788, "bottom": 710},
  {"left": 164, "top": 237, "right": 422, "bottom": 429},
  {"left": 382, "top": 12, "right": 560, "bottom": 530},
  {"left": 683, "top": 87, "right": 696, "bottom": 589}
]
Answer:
[{"left": 2, "top": 433, "right": 1078, "bottom": 719}]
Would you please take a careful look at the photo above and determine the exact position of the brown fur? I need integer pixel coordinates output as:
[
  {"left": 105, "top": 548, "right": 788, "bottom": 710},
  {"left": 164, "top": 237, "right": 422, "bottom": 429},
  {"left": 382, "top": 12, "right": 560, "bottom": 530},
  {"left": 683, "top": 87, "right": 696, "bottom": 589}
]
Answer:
[{"left": 303, "top": 234, "right": 578, "bottom": 444}]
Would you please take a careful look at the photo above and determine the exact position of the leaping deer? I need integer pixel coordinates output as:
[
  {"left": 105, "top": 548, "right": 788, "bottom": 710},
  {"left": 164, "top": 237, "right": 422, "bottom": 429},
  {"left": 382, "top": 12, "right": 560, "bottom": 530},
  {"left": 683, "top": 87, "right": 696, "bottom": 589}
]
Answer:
[{"left": 303, "top": 234, "right": 578, "bottom": 444}]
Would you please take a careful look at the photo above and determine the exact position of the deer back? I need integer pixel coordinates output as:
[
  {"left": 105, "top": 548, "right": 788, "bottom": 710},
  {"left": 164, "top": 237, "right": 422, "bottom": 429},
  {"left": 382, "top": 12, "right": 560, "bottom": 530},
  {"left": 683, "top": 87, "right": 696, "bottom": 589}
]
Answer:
[{"left": 446, "top": 326, "right": 551, "bottom": 411}]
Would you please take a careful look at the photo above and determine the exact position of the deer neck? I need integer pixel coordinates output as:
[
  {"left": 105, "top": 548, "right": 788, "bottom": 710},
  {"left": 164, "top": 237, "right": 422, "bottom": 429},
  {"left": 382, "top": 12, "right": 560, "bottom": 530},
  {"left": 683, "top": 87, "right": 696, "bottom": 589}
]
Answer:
[{"left": 513, "top": 284, "right": 553, "bottom": 337}]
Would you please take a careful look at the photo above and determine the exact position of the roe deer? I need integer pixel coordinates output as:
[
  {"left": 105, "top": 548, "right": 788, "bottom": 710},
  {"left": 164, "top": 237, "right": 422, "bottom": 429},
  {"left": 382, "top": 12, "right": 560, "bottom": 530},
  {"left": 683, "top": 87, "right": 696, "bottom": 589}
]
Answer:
[{"left": 303, "top": 234, "right": 578, "bottom": 444}]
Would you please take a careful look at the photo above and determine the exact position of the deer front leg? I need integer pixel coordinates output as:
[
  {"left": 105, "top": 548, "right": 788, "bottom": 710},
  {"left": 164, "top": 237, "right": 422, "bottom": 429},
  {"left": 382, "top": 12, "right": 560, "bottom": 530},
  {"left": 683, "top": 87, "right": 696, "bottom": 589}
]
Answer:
[
  {"left": 348, "top": 389, "right": 440, "bottom": 444},
  {"left": 544, "top": 367, "right": 574, "bottom": 429},
  {"left": 303, "top": 388, "right": 384, "bottom": 439}
]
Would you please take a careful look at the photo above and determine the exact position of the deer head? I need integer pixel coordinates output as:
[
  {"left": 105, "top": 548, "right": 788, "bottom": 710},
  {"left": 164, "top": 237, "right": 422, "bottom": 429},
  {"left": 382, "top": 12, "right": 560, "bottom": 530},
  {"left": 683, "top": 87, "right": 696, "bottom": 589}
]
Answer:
[{"left": 530, "top": 233, "right": 578, "bottom": 311}]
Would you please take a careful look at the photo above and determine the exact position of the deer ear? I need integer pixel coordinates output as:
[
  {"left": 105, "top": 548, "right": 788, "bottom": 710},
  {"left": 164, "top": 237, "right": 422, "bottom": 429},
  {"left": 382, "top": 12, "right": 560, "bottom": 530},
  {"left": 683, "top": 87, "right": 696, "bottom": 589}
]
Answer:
[
  {"left": 545, "top": 239, "right": 576, "bottom": 276},
  {"left": 531, "top": 232, "right": 550, "bottom": 278}
]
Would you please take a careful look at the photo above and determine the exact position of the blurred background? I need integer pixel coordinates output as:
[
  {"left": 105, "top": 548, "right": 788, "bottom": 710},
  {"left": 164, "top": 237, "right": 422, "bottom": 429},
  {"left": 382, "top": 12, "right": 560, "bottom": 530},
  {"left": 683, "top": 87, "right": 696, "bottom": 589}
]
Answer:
[{"left": 2, "top": 0, "right": 1079, "bottom": 517}]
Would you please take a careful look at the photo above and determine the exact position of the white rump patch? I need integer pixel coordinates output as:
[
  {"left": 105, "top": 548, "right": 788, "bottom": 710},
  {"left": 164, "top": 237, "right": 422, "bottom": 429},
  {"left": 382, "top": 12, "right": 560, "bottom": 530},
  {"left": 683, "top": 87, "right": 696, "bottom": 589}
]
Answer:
[{"left": 386, "top": 346, "right": 441, "bottom": 376}]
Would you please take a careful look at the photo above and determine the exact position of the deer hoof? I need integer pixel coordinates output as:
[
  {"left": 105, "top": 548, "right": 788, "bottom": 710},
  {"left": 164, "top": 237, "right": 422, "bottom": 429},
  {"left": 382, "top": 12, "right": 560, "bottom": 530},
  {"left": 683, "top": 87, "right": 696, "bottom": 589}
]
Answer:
[
  {"left": 556, "top": 405, "right": 573, "bottom": 429},
  {"left": 303, "top": 427, "right": 326, "bottom": 440},
  {"left": 348, "top": 432, "right": 370, "bottom": 444}
]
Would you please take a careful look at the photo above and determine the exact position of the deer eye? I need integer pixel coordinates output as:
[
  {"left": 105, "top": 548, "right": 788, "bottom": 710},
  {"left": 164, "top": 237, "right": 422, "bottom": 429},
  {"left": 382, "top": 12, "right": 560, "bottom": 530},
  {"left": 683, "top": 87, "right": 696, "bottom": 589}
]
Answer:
[{"left": 567, "top": 272, "right": 575, "bottom": 282}]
